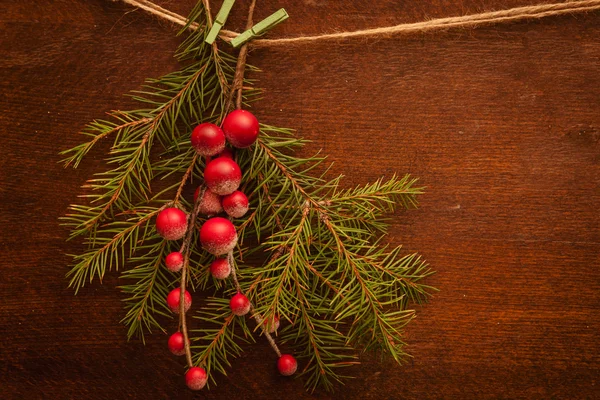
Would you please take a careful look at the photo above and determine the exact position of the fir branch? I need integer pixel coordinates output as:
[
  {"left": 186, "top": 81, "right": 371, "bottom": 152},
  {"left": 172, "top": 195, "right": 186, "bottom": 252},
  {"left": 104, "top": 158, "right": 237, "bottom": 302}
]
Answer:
[
  {"left": 63, "top": 0, "right": 436, "bottom": 392},
  {"left": 227, "top": 252, "right": 282, "bottom": 357},
  {"left": 65, "top": 205, "right": 165, "bottom": 293},
  {"left": 237, "top": 128, "right": 434, "bottom": 387},
  {"left": 61, "top": 18, "right": 234, "bottom": 240},
  {"left": 120, "top": 240, "right": 175, "bottom": 341},
  {"left": 60, "top": 115, "right": 152, "bottom": 169},
  {"left": 173, "top": 154, "right": 200, "bottom": 206},
  {"left": 329, "top": 174, "right": 421, "bottom": 209},
  {"left": 281, "top": 316, "right": 358, "bottom": 392},
  {"left": 192, "top": 297, "right": 254, "bottom": 381},
  {"left": 62, "top": 5, "right": 235, "bottom": 292}
]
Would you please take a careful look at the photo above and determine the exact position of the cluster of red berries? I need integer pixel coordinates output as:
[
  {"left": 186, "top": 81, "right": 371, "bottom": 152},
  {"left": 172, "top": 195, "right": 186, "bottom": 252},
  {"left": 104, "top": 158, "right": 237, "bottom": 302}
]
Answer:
[{"left": 154, "top": 110, "right": 297, "bottom": 390}]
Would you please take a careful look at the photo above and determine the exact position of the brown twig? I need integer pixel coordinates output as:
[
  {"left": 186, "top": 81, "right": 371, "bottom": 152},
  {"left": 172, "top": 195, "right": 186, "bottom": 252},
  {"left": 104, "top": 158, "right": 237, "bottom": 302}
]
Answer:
[
  {"left": 201, "top": 0, "right": 230, "bottom": 109},
  {"left": 178, "top": 185, "right": 207, "bottom": 368},
  {"left": 224, "top": 0, "right": 257, "bottom": 112}
]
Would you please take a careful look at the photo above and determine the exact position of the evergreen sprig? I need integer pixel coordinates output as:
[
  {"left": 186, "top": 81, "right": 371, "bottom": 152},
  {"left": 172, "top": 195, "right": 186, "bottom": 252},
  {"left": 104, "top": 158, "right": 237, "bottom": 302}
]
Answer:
[
  {"left": 234, "top": 133, "right": 432, "bottom": 390},
  {"left": 63, "top": 0, "right": 436, "bottom": 392},
  {"left": 120, "top": 239, "right": 174, "bottom": 341},
  {"left": 191, "top": 297, "right": 254, "bottom": 381}
]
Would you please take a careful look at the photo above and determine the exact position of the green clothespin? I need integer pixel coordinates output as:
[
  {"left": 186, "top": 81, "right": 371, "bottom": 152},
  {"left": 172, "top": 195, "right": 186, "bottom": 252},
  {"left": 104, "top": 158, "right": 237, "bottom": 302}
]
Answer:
[
  {"left": 230, "top": 8, "right": 289, "bottom": 48},
  {"left": 205, "top": 0, "right": 236, "bottom": 44}
]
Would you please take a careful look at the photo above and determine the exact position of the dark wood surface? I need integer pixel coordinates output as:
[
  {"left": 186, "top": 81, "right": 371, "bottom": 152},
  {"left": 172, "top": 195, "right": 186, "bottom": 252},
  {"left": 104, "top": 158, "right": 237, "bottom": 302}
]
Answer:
[{"left": 1, "top": 1, "right": 599, "bottom": 398}]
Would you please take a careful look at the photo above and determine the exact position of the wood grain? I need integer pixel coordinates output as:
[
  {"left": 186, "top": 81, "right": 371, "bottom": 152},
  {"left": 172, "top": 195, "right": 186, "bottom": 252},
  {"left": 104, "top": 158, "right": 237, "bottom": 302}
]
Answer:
[{"left": 1, "top": 0, "right": 599, "bottom": 399}]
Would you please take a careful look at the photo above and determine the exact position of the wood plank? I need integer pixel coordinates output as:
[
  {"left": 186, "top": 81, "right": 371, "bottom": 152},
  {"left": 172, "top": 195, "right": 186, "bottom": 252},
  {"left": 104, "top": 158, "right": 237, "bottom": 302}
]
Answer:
[{"left": 1, "top": 0, "right": 598, "bottom": 398}]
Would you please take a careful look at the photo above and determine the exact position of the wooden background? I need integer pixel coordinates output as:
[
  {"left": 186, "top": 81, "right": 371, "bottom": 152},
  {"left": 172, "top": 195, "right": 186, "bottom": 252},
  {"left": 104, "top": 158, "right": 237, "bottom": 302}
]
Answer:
[{"left": 1, "top": 0, "right": 599, "bottom": 398}]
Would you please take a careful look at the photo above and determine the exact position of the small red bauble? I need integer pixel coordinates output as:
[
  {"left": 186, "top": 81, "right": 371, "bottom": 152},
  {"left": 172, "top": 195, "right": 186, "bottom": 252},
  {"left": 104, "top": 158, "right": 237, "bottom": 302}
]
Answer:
[
  {"left": 203, "top": 157, "right": 242, "bottom": 195},
  {"left": 218, "top": 147, "right": 234, "bottom": 159},
  {"left": 193, "top": 187, "right": 223, "bottom": 215},
  {"left": 185, "top": 367, "right": 208, "bottom": 391},
  {"left": 166, "top": 288, "right": 192, "bottom": 314},
  {"left": 277, "top": 354, "right": 298, "bottom": 376},
  {"left": 222, "top": 110, "right": 260, "bottom": 148},
  {"left": 190, "top": 123, "right": 225, "bottom": 156},
  {"left": 209, "top": 258, "right": 231, "bottom": 279},
  {"left": 156, "top": 207, "right": 188, "bottom": 240},
  {"left": 165, "top": 251, "right": 184, "bottom": 272},
  {"left": 229, "top": 292, "right": 250, "bottom": 316},
  {"left": 167, "top": 332, "right": 188, "bottom": 356},
  {"left": 263, "top": 315, "right": 280, "bottom": 333},
  {"left": 199, "top": 217, "right": 238, "bottom": 255},
  {"left": 222, "top": 190, "right": 249, "bottom": 218}
]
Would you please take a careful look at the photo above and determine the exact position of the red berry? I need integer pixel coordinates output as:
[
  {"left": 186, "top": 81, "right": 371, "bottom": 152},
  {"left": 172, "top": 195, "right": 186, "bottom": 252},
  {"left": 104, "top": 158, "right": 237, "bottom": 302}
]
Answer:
[
  {"left": 222, "top": 110, "right": 260, "bottom": 148},
  {"left": 277, "top": 354, "right": 297, "bottom": 376},
  {"left": 209, "top": 258, "right": 231, "bottom": 279},
  {"left": 167, "top": 332, "right": 188, "bottom": 356},
  {"left": 185, "top": 367, "right": 208, "bottom": 391},
  {"left": 263, "top": 315, "right": 280, "bottom": 333},
  {"left": 193, "top": 187, "right": 223, "bottom": 215},
  {"left": 165, "top": 251, "right": 184, "bottom": 272},
  {"left": 204, "top": 157, "right": 242, "bottom": 195},
  {"left": 199, "top": 217, "right": 238, "bottom": 255},
  {"left": 218, "top": 147, "right": 234, "bottom": 159},
  {"left": 166, "top": 288, "right": 192, "bottom": 314},
  {"left": 191, "top": 123, "right": 225, "bottom": 156},
  {"left": 229, "top": 292, "right": 250, "bottom": 316},
  {"left": 156, "top": 207, "right": 188, "bottom": 240},
  {"left": 222, "top": 190, "right": 249, "bottom": 218}
]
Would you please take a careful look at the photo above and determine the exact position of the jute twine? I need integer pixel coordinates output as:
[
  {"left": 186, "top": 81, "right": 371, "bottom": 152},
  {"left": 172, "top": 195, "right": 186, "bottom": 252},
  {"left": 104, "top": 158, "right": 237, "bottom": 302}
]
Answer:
[{"left": 115, "top": 0, "right": 600, "bottom": 47}]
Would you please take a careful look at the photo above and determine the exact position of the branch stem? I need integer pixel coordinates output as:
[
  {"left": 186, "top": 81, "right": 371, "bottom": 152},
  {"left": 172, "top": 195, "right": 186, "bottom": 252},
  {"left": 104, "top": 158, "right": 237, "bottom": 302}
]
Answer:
[
  {"left": 224, "top": 0, "right": 257, "bottom": 112},
  {"left": 178, "top": 185, "right": 207, "bottom": 368}
]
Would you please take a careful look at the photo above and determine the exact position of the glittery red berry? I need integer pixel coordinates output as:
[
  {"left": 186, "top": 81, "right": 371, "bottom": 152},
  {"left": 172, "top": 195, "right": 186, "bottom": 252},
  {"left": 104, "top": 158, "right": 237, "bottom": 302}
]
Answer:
[
  {"left": 204, "top": 157, "right": 242, "bottom": 195},
  {"left": 156, "top": 207, "right": 188, "bottom": 240},
  {"left": 222, "top": 190, "right": 249, "bottom": 218},
  {"left": 229, "top": 292, "right": 250, "bottom": 316},
  {"left": 165, "top": 251, "right": 184, "bottom": 272},
  {"left": 263, "top": 315, "right": 280, "bottom": 333},
  {"left": 190, "top": 123, "right": 225, "bottom": 156},
  {"left": 167, "top": 332, "right": 188, "bottom": 356},
  {"left": 185, "top": 367, "right": 207, "bottom": 391},
  {"left": 166, "top": 288, "right": 192, "bottom": 314},
  {"left": 277, "top": 354, "right": 297, "bottom": 376},
  {"left": 199, "top": 217, "right": 238, "bottom": 255},
  {"left": 209, "top": 258, "right": 231, "bottom": 279},
  {"left": 193, "top": 187, "right": 223, "bottom": 215},
  {"left": 222, "top": 110, "right": 260, "bottom": 148}
]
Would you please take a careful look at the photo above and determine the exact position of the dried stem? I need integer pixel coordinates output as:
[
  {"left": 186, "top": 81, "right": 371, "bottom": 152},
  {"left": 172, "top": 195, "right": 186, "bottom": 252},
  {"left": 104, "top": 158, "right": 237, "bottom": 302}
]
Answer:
[
  {"left": 224, "top": 0, "right": 257, "bottom": 112},
  {"left": 178, "top": 185, "right": 207, "bottom": 368}
]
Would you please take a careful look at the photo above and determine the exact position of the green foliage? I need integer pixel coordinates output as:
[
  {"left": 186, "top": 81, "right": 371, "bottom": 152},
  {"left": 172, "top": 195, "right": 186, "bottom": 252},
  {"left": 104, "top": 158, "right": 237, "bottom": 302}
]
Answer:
[
  {"left": 120, "top": 239, "right": 174, "bottom": 342},
  {"left": 62, "top": 1, "right": 436, "bottom": 392},
  {"left": 236, "top": 134, "right": 433, "bottom": 391},
  {"left": 191, "top": 297, "right": 254, "bottom": 385}
]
